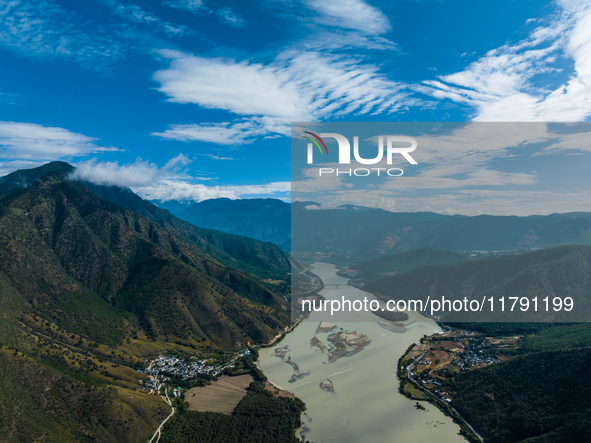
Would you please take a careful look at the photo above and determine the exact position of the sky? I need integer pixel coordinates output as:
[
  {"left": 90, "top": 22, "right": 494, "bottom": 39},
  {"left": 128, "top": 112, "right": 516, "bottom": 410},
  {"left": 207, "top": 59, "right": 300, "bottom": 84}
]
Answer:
[{"left": 1, "top": 0, "right": 591, "bottom": 215}]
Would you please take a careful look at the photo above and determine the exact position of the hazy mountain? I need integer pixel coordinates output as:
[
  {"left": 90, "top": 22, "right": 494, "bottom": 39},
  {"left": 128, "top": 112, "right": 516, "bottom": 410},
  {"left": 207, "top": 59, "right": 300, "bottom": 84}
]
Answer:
[
  {"left": 141, "top": 199, "right": 591, "bottom": 263},
  {"left": 174, "top": 198, "right": 291, "bottom": 251},
  {"left": 365, "top": 244, "right": 591, "bottom": 322},
  {"left": 291, "top": 203, "right": 591, "bottom": 263},
  {"left": 151, "top": 199, "right": 192, "bottom": 214},
  {"left": 354, "top": 247, "right": 469, "bottom": 282}
]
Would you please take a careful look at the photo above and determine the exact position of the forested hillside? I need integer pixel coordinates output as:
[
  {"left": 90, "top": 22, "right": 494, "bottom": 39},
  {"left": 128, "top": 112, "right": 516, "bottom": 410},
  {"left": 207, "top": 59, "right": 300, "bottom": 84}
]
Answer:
[
  {"left": 355, "top": 247, "right": 469, "bottom": 282},
  {"left": 161, "top": 382, "right": 305, "bottom": 443},
  {"left": 365, "top": 245, "right": 591, "bottom": 322},
  {"left": 175, "top": 198, "right": 291, "bottom": 251},
  {"left": 450, "top": 347, "right": 591, "bottom": 443},
  {"left": 0, "top": 163, "right": 301, "bottom": 442},
  {"left": 0, "top": 348, "right": 168, "bottom": 443}
]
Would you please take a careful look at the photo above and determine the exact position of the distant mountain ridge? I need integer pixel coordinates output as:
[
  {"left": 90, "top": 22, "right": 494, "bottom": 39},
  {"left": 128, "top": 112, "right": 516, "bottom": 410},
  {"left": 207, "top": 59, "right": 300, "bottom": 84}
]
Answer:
[
  {"left": 365, "top": 244, "right": 591, "bottom": 322},
  {"left": 291, "top": 203, "right": 591, "bottom": 263},
  {"left": 355, "top": 247, "right": 469, "bottom": 282},
  {"left": 143, "top": 198, "right": 591, "bottom": 261},
  {"left": 173, "top": 198, "right": 291, "bottom": 251}
]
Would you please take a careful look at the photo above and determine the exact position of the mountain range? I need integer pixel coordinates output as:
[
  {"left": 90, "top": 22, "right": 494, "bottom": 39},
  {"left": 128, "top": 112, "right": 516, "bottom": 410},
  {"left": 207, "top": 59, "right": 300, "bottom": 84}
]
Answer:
[
  {"left": 150, "top": 197, "right": 591, "bottom": 265},
  {"left": 0, "top": 162, "right": 297, "bottom": 442},
  {"left": 3, "top": 162, "right": 591, "bottom": 443},
  {"left": 291, "top": 203, "right": 591, "bottom": 264},
  {"left": 364, "top": 244, "right": 591, "bottom": 322},
  {"left": 168, "top": 198, "right": 291, "bottom": 251}
]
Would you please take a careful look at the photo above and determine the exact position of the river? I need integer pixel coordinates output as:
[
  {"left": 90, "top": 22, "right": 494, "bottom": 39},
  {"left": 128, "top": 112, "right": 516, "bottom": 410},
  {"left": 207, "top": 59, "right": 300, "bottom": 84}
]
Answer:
[{"left": 259, "top": 262, "right": 467, "bottom": 443}]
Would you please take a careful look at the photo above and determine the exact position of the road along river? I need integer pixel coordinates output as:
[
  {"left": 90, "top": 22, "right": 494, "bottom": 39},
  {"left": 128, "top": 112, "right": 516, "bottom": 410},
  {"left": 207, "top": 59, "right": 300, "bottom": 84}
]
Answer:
[{"left": 259, "top": 262, "right": 467, "bottom": 443}]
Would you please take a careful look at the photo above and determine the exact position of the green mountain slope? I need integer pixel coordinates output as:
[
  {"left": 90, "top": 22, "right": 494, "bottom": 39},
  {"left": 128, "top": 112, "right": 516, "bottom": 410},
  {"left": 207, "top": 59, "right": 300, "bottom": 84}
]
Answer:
[
  {"left": 291, "top": 203, "right": 591, "bottom": 263},
  {"left": 0, "top": 348, "right": 168, "bottom": 443},
  {"left": 449, "top": 347, "right": 591, "bottom": 443},
  {"left": 0, "top": 169, "right": 291, "bottom": 349},
  {"left": 0, "top": 164, "right": 303, "bottom": 443},
  {"left": 174, "top": 198, "right": 291, "bottom": 251},
  {"left": 0, "top": 162, "right": 295, "bottom": 281},
  {"left": 355, "top": 247, "right": 469, "bottom": 282},
  {"left": 365, "top": 245, "right": 591, "bottom": 322}
]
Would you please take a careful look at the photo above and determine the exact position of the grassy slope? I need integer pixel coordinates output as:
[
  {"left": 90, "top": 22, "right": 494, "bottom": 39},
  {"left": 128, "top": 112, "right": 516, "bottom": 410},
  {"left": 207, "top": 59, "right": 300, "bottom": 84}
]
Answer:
[{"left": 0, "top": 348, "right": 168, "bottom": 443}]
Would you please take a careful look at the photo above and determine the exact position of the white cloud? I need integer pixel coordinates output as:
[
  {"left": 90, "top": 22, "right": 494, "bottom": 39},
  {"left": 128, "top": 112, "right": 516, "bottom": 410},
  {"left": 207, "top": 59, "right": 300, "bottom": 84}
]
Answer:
[
  {"left": 153, "top": 50, "right": 307, "bottom": 119},
  {"left": 164, "top": 0, "right": 204, "bottom": 11},
  {"left": 70, "top": 155, "right": 289, "bottom": 202},
  {"left": 70, "top": 153, "right": 191, "bottom": 187},
  {"left": 71, "top": 158, "right": 160, "bottom": 187},
  {"left": 0, "top": 121, "right": 118, "bottom": 160},
  {"left": 304, "top": 0, "right": 391, "bottom": 36},
  {"left": 291, "top": 122, "right": 591, "bottom": 215},
  {"left": 153, "top": 49, "right": 411, "bottom": 139},
  {"left": 136, "top": 179, "right": 290, "bottom": 202},
  {"left": 420, "top": 1, "right": 591, "bottom": 121}
]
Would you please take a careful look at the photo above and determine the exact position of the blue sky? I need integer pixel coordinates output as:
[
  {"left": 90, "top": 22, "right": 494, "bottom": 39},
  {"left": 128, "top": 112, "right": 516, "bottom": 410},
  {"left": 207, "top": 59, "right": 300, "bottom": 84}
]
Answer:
[{"left": 1, "top": 0, "right": 591, "bottom": 214}]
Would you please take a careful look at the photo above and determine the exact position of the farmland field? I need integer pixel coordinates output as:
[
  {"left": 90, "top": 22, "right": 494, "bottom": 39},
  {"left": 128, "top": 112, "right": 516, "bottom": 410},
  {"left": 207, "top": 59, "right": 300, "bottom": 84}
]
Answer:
[{"left": 185, "top": 374, "right": 256, "bottom": 414}]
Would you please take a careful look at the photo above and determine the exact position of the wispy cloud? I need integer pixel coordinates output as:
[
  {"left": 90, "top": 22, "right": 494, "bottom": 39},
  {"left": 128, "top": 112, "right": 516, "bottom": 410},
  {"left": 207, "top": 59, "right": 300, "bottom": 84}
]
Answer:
[
  {"left": 197, "top": 153, "right": 235, "bottom": 160},
  {"left": 0, "top": 0, "right": 126, "bottom": 70},
  {"left": 105, "top": 0, "right": 190, "bottom": 36},
  {"left": 163, "top": 0, "right": 204, "bottom": 11},
  {"left": 0, "top": 91, "right": 26, "bottom": 105},
  {"left": 164, "top": 0, "right": 245, "bottom": 28},
  {"left": 153, "top": 120, "right": 268, "bottom": 144},
  {"left": 0, "top": 0, "right": 191, "bottom": 71},
  {"left": 0, "top": 121, "right": 119, "bottom": 160},
  {"left": 302, "top": 188, "right": 591, "bottom": 216},
  {"left": 304, "top": 0, "right": 391, "bottom": 36},
  {"left": 153, "top": 49, "right": 412, "bottom": 139},
  {"left": 214, "top": 7, "right": 246, "bottom": 28},
  {"left": 419, "top": 0, "right": 591, "bottom": 121}
]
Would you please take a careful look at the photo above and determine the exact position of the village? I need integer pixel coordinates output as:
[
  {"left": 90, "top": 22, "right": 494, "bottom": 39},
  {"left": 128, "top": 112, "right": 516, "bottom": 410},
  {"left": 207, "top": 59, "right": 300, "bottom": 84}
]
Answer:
[
  {"left": 400, "top": 327, "right": 520, "bottom": 404},
  {"left": 142, "top": 350, "right": 252, "bottom": 396}
]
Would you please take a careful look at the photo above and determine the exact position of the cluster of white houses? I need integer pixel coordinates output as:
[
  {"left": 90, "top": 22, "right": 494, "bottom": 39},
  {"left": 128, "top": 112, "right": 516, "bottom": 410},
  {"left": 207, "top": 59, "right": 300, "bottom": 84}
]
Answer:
[{"left": 142, "top": 351, "right": 251, "bottom": 393}]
